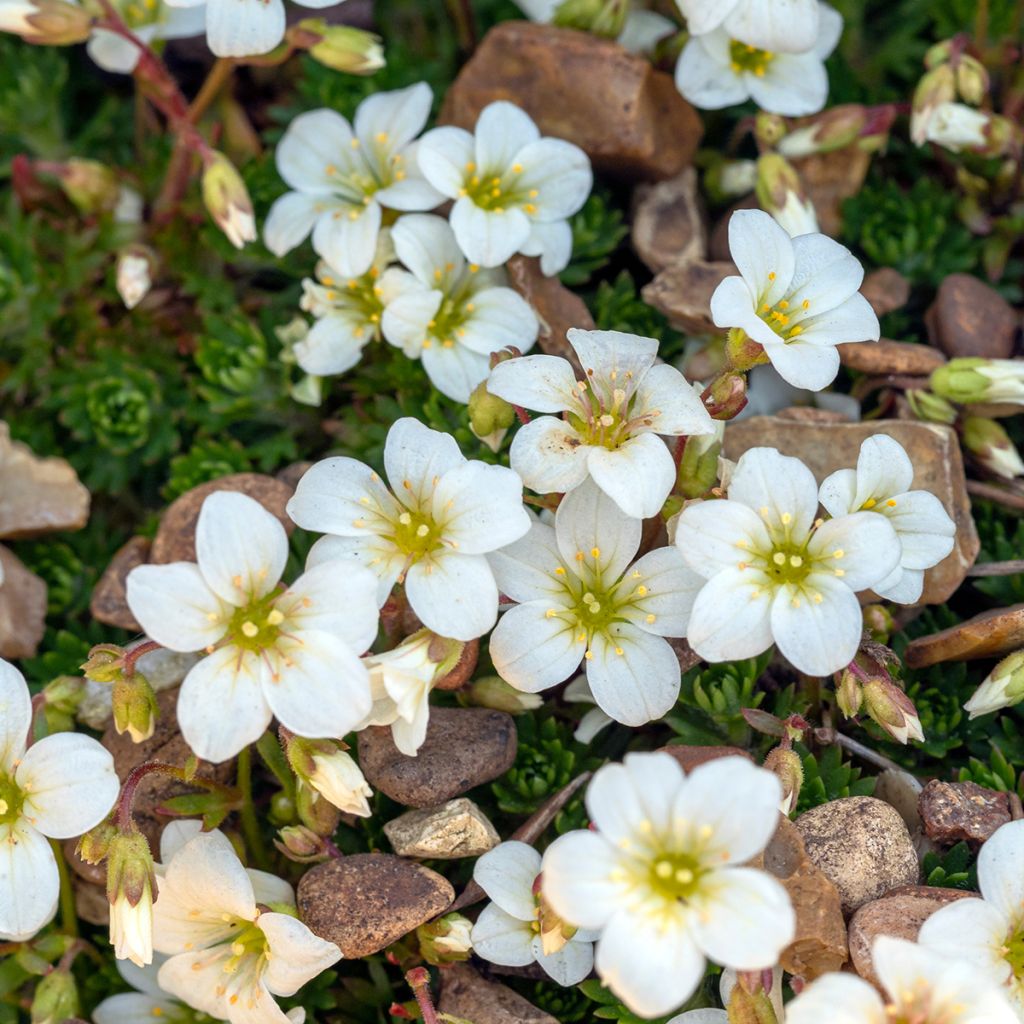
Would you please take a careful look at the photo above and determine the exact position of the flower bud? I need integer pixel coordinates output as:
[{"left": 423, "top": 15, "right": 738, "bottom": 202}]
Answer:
[
  {"left": 55, "top": 158, "right": 121, "bottom": 213},
  {"left": 677, "top": 405, "right": 724, "bottom": 499},
  {"left": 923, "top": 39, "right": 953, "bottom": 70},
  {"left": 905, "top": 388, "right": 958, "bottom": 424},
  {"left": 116, "top": 245, "right": 154, "bottom": 310},
  {"left": 283, "top": 734, "right": 373, "bottom": 817},
  {"left": 977, "top": 114, "right": 1021, "bottom": 159},
  {"left": 728, "top": 982, "right": 780, "bottom": 1024},
  {"left": 753, "top": 112, "right": 786, "bottom": 149},
  {"left": 955, "top": 55, "right": 989, "bottom": 105},
  {"left": 705, "top": 159, "right": 758, "bottom": 200},
  {"left": 551, "top": 0, "right": 628, "bottom": 37},
  {"left": 112, "top": 671, "right": 158, "bottom": 743},
  {"left": 41, "top": 674, "right": 84, "bottom": 732},
  {"left": 921, "top": 101, "right": 989, "bottom": 152},
  {"left": 4, "top": 0, "right": 92, "bottom": 44},
  {"left": 82, "top": 644, "right": 127, "bottom": 684},
  {"left": 469, "top": 379, "right": 516, "bottom": 438},
  {"left": 463, "top": 675, "right": 543, "bottom": 713},
  {"left": 963, "top": 416, "right": 1024, "bottom": 479},
  {"left": 703, "top": 367, "right": 750, "bottom": 420},
  {"left": 763, "top": 746, "right": 803, "bottom": 815},
  {"left": 274, "top": 824, "right": 331, "bottom": 862},
  {"left": 416, "top": 913, "right": 473, "bottom": 966},
  {"left": 31, "top": 969, "right": 79, "bottom": 1024},
  {"left": 777, "top": 105, "right": 868, "bottom": 158},
  {"left": 296, "top": 779, "right": 342, "bottom": 835},
  {"left": 106, "top": 828, "right": 156, "bottom": 967},
  {"left": 834, "top": 667, "right": 863, "bottom": 720},
  {"left": 756, "top": 154, "right": 818, "bottom": 237},
  {"left": 296, "top": 20, "right": 385, "bottom": 74},
  {"left": 862, "top": 604, "right": 894, "bottom": 644},
  {"left": 201, "top": 152, "right": 256, "bottom": 249},
  {"left": 910, "top": 64, "right": 956, "bottom": 145},
  {"left": 862, "top": 677, "right": 923, "bottom": 744},
  {"left": 932, "top": 358, "right": 1024, "bottom": 406},
  {"left": 965, "top": 650, "right": 1024, "bottom": 719},
  {"left": 77, "top": 819, "right": 117, "bottom": 865}
]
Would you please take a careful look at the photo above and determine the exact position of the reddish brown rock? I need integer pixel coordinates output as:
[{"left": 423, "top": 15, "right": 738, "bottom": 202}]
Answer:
[
  {"left": 632, "top": 167, "right": 706, "bottom": 272},
  {"left": 440, "top": 964, "right": 559, "bottom": 1024},
  {"left": 861, "top": 269, "right": 911, "bottom": 319},
  {"left": 905, "top": 605, "right": 1024, "bottom": 669},
  {"left": 0, "top": 545, "right": 47, "bottom": 660},
  {"left": 659, "top": 745, "right": 752, "bottom": 773},
  {"left": 709, "top": 199, "right": 758, "bottom": 262},
  {"left": 642, "top": 260, "right": 737, "bottom": 335},
  {"left": 919, "top": 780, "right": 1012, "bottom": 844},
  {"left": 794, "top": 147, "right": 873, "bottom": 238},
  {"left": 848, "top": 886, "right": 974, "bottom": 986},
  {"left": 723, "top": 417, "right": 978, "bottom": 606},
  {"left": 440, "top": 22, "right": 702, "bottom": 180},
  {"left": 297, "top": 854, "right": 454, "bottom": 957},
  {"left": 90, "top": 535, "right": 150, "bottom": 631},
  {"left": 925, "top": 274, "right": 1019, "bottom": 359},
  {"left": 776, "top": 406, "right": 850, "bottom": 424},
  {"left": 150, "top": 473, "right": 294, "bottom": 564},
  {"left": 838, "top": 339, "right": 946, "bottom": 377}
]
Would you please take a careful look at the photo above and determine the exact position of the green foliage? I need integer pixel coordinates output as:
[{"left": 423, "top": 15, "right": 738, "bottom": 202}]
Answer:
[
  {"left": 795, "top": 743, "right": 874, "bottom": 813},
  {"left": 529, "top": 979, "right": 594, "bottom": 1022},
  {"left": 164, "top": 438, "right": 253, "bottom": 500},
  {"left": 665, "top": 655, "right": 770, "bottom": 746},
  {"left": 560, "top": 189, "right": 629, "bottom": 287},
  {"left": 921, "top": 841, "right": 977, "bottom": 890},
  {"left": 492, "top": 714, "right": 581, "bottom": 815},
  {"left": 973, "top": 502, "right": 1024, "bottom": 604}
]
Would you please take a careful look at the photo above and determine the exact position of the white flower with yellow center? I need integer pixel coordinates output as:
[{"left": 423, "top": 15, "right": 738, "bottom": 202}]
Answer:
[
  {"left": 489, "top": 481, "right": 703, "bottom": 726},
  {"left": 472, "top": 840, "right": 597, "bottom": 986},
  {"left": 152, "top": 822, "right": 339, "bottom": 1024},
  {"left": 0, "top": 659, "right": 119, "bottom": 942},
  {"left": 264, "top": 83, "right": 444, "bottom": 278},
  {"left": 514, "top": 0, "right": 675, "bottom": 53},
  {"left": 675, "top": 4, "right": 842, "bottom": 116},
  {"left": 417, "top": 101, "right": 592, "bottom": 275},
  {"left": 380, "top": 213, "right": 538, "bottom": 403},
  {"left": 710, "top": 209, "right": 880, "bottom": 391},
  {"left": 819, "top": 434, "right": 956, "bottom": 604},
  {"left": 675, "top": 446, "right": 902, "bottom": 677},
  {"left": 125, "top": 491, "right": 379, "bottom": 763},
  {"left": 542, "top": 752, "right": 794, "bottom": 1018},
  {"left": 488, "top": 328, "right": 715, "bottom": 519},
  {"left": 675, "top": 0, "right": 821, "bottom": 52},
  {"left": 786, "top": 936, "right": 1017, "bottom": 1024},
  {"left": 288, "top": 417, "right": 531, "bottom": 642}
]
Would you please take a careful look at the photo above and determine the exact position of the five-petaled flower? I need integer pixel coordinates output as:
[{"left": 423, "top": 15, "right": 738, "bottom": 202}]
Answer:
[
  {"left": 487, "top": 328, "right": 714, "bottom": 519},
  {"left": 417, "top": 100, "right": 592, "bottom": 274},
  {"left": 674, "top": 0, "right": 822, "bottom": 52},
  {"left": 126, "top": 491, "right": 380, "bottom": 763},
  {"left": 542, "top": 752, "right": 794, "bottom": 1018},
  {"left": 288, "top": 417, "right": 532, "bottom": 642}
]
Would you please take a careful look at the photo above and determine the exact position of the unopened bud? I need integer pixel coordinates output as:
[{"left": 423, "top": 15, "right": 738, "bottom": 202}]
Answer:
[
  {"left": 705, "top": 159, "right": 758, "bottom": 200},
  {"left": 416, "top": 913, "right": 473, "bottom": 966},
  {"left": 31, "top": 969, "right": 79, "bottom": 1024},
  {"left": 963, "top": 416, "right": 1024, "bottom": 479},
  {"left": 77, "top": 819, "right": 117, "bottom": 865},
  {"left": 862, "top": 604, "right": 894, "bottom": 643},
  {"left": 82, "top": 644, "right": 127, "bottom": 684},
  {"left": 965, "top": 650, "right": 1024, "bottom": 719},
  {"left": 678, "top": 399, "right": 724, "bottom": 498},
  {"left": 778, "top": 104, "right": 868, "bottom": 158},
  {"left": 955, "top": 54, "right": 989, "bottom": 105},
  {"left": 756, "top": 154, "right": 818, "bottom": 237},
  {"left": 201, "top": 152, "right": 255, "bottom": 249},
  {"left": 754, "top": 112, "right": 786, "bottom": 148},
  {"left": 835, "top": 667, "right": 863, "bottom": 720},
  {"left": 297, "top": 20, "right": 385, "bottom": 74},
  {"left": 56, "top": 158, "right": 120, "bottom": 213},
  {"left": 106, "top": 828, "right": 156, "bottom": 967},
  {"left": 5, "top": 0, "right": 92, "bottom": 44},
  {"left": 40, "top": 675, "right": 84, "bottom": 733},
  {"left": 274, "top": 824, "right": 330, "bottom": 862},
  {"left": 862, "top": 677, "right": 923, "bottom": 744},
  {"left": 763, "top": 747, "right": 803, "bottom": 815},
  {"left": 905, "top": 388, "right": 958, "bottom": 424},
  {"left": 728, "top": 982, "right": 779, "bottom": 1024},
  {"left": 112, "top": 671, "right": 158, "bottom": 743},
  {"left": 704, "top": 367, "right": 749, "bottom": 420},
  {"left": 463, "top": 675, "right": 543, "bottom": 713},
  {"left": 923, "top": 39, "right": 953, "bottom": 70},
  {"left": 932, "top": 358, "right": 1024, "bottom": 407},
  {"left": 469, "top": 379, "right": 516, "bottom": 437},
  {"left": 551, "top": 0, "right": 628, "bottom": 37},
  {"left": 978, "top": 114, "right": 1021, "bottom": 159},
  {"left": 921, "top": 101, "right": 989, "bottom": 152},
  {"left": 296, "top": 779, "right": 342, "bottom": 835},
  {"left": 910, "top": 64, "right": 956, "bottom": 145},
  {"left": 116, "top": 245, "right": 154, "bottom": 310}
]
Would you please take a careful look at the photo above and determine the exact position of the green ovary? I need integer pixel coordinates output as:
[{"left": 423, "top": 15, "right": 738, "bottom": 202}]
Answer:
[
  {"left": 648, "top": 852, "right": 705, "bottom": 902},
  {"left": 1005, "top": 927, "right": 1024, "bottom": 979},
  {"left": 224, "top": 592, "right": 283, "bottom": 654},
  {"left": 761, "top": 544, "right": 813, "bottom": 586},
  {"left": 389, "top": 509, "right": 443, "bottom": 561},
  {"left": 0, "top": 772, "right": 25, "bottom": 827},
  {"left": 729, "top": 39, "right": 775, "bottom": 76},
  {"left": 461, "top": 162, "right": 535, "bottom": 214}
]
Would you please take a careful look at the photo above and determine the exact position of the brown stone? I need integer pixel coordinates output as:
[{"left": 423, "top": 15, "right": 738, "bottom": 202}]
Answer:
[
  {"left": 0, "top": 422, "right": 90, "bottom": 539},
  {"left": 384, "top": 798, "right": 500, "bottom": 859},
  {"left": 359, "top": 707, "right": 517, "bottom": 808},
  {"left": 794, "top": 147, "right": 873, "bottom": 238},
  {"left": 440, "top": 22, "right": 702, "bottom": 181},
  {"left": 905, "top": 604, "right": 1024, "bottom": 669},
  {"left": 794, "top": 797, "right": 919, "bottom": 914},
  {"left": 276, "top": 461, "right": 314, "bottom": 492},
  {"left": 861, "top": 269, "right": 911, "bottom": 319},
  {"left": 838, "top": 339, "right": 946, "bottom": 377},
  {"left": 507, "top": 255, "right": 594, "bottom": 369},
  {"left": 90, "top": 535, "right": 150, "bottom": 631},
  {"left": 632, "top": 167, "right": 706, "bottom": 273},
  {"left": 723, "top": 417, "right": 978, "bottom": 606},
  {"left": 760, "top": 817, "right": 848, "bottom": 980},
  {"left": 925, "top": 273, "right": 1019, "bottom": 359},
  {"left": 848, "top": 887, "right": 973, "bottom": 986},
  {"left": 150, "top": 473, "right": 294, "bottom": 564},
  {"left": 919, "top": 780, "right": 1012, "bottom": 844},
  {"left": 776, "top": 406, "right": 849, "bottom": 424},
  {"left": 297, "top": 854, "right": 454, "bottom": 957},
  {"left": 659, "top": 745, "right": 752, "bottom": 773},
  {"left": 440, "top": 964, "right": 559, "bottom": 1024},
  {"left": 0, "top": 545, "right": 47, "bottom": 660},
  {"left": 642, "top": 260, "right": 737, "bottom": 335},
  {"left": 709, "top": 198, "right": 758, "bottom": 262},
  {"left": 74, "top": 878, "right": 110, "bottom": 927}
]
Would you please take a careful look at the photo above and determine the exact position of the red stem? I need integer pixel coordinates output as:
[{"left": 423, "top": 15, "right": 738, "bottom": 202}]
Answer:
[
  {"left": 405, "top": 968, "right": 439, "bottom": 1024},
  {"left": 122, "top": 639, "right": 162, "bottom": 678}
]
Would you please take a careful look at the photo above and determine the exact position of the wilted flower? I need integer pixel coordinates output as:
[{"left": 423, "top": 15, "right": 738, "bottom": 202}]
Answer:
[{"left": 201, "top": 152, "right": 256, "bottom": 249}]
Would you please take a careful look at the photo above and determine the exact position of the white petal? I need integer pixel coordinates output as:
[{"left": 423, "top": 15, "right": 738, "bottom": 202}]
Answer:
[
  {"left": 87, "top": 28, "right": 144, "bottom": 73},
  {"left": 806, "top": 511, "right": 902, "bottom": 591},
  {"left": 259, "top": 912, "right": 342, "bottom": 995},
  {"left": 873, "top": 565, "right": 924, "bottom": 605},
  {"left": 587, "top": 629, "right": 680, "bottom": 726},
  {"left": 817, "top": 466, "right": 857, "bottom": 517},
  {"left": 312, "top": 202, "right": 383, "bottom": 279},
  {"left": 473, "top": 841, "right": 541, "bottom": 919},
  {"left": 206, "top": 0, "right": 284, "bottom": 56},
  {"left": 675, "top": 499, "right": 772, "bottom": 578},
  {"left": 471, "top": 903, "right": 536, "bottom": 966},
  {"left": 541, "top": 829, "right": 629, "bottom": 931},
  {"left": 788, "top": 232, "right": 865, "bottom": 315},
  {"left": 488, "top": 354, "right": 578, "bottom": 413},
  {"left": 449, "top": 198, "right": 531, "bottom": 268},
  {"left": 519, "top": 219, "right": 575, "bottom": 276},
  {"left": 295, "top": 315, "right": 369, "bottom": 376},
  {"left": 421, "top": 340, "right": 491, "bottom": 402},
  {"left": 276, "top": 109, "right": 355, "bottom": 194},
  {"left": 433, "top": 462, "right": 530, "bottom": 554},
  {"left": 585, "top": 751, "right": 683, "bottom": 846},
  {"left": 555, "top": 480, "right": 641, "bottom": 583},
  {"left": 509, "top": 416, "right": 591, "bottom": 495},
  {"left": 308, "top": 536, "right": 404, "bottom": 608},
  {"left": 247, "top": 869, "right": 295, "bottom": 908},
  {"left": 785, "top": 973, "right": 886, "bottom": 1024},
  {"left": 770, "top": 574, "right": 862, "bottom": 676},
  {"left": 568, "top": 329, "right": 658, "bottom": 385},
  {"left": 710, "top": 275, "right": 784, "bottom": 350},
  {"left": 458, "top": 287, "right": 538, "bottom": 356},
  {"left": 0, "top": 822, "right": 58, "bottom": 941},
  {"left": 884, "top": 491, "right": 956, "bottom": 570},
  {"left": 159, "top": 820, "right": 203, "bottom": 863},
  {"left": 490, "top": 600, "right": 586, "bottom": 692},
  {"left": 405, "top": 553, "right": 498, "bottom": 641},
  {"left": 287, "top": 456, "right": 401, "bottom": 537},
  {"left": 390, "top": 213, "right": 464, "bottom": 287},
  {"left": 633, "top": 363, "right": 715, "bottom": 437},
  {"left": 978, "top": 819, "right": 1024, "bottom": 922},
  {"left": 0, "top": 659, "right": 30, "bottom": 772},
  {"left": 196, "top": 491, "right": 288, "bottom": 605},
  {"left": 93, "top": 994, "right": 180, "bottom": 1024},
  {"left": 727, "top": 209, "right": 795, "bottom": 304},
  {"left": 474, "top": 101, "right": 540, "bottom": 173},
  {"left": 534, "top": 934, "right": 594, "bottom": 986},
  {"left": 797, "top": 292, "right": 880, "bottom": 345},
  {"left": 384, "top": 417, "right": 465, "bottom": 508},
  {"left": 748, "top": 52, "right": 829, "bottom": 117},
  {"left": 675, "top": 34, "right": 750, "bottom": 110},
  {"left": 263, "top": 192, "right": 321, "bottom": 257},
  {"left": 587, "top": 433, "right": 676, "bottom": 520},
  {"left": 763, "top": 336, "right": 842, "bottom": 391},
  {"left": 675, "top": 0, "right": 737, "bottom": 36},
  {"left": 685, "top": 569, "right": 774, "bottom": 663},
  {"left": 156, "top": 951, "right": 235, "bottom": 1022},
  {"left": 917, "top": 897, "right": 1012, "bottom": 990},
  {"left": 416, "top": 126, "right": 475, "bottom": 198},
  {"left": 279, "top": 562, "right": 379, "bottom": 653},
  {"left": 513, "top": 138, "right": 592, "bottom": 220},
  {"left": 381, "top": 284, "right": 442, "bottom": 357},
  {"left": 354, "top": 82, "right": 432, "bottom": 154},
  {"left": 728, "top": 445, "right": 820, "bottom": 538},
  {"left": 723, "top": 0, "right": 820, "bottom": 52},
  {"left": 626, "top": 546, "right": 704, "bottom": 637},
  {"left": 488, "top": 521, "right": 564, "bottom": 602},
  {"left": 126, "top": 563, "right": 227, "bottom": 652}
]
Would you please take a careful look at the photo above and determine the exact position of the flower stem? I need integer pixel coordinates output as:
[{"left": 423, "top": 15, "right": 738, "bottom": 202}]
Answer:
[
  {"left": 122, "top": 640, "right": 162, "bottom": 678},
  {"left": 51, "top": 839, "right": 78, "bottom": 937},
  {"left": 236, "top": 745, "right": 269, "bottom": 870},
  {"left": 188, "top": 58, "right": 236, "bottom": 123},
  {"left": 406, "top": 968, "right": 440, "bottom": 1024}
]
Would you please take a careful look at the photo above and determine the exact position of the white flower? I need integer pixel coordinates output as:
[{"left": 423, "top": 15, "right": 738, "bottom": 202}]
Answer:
[
  {"left": 818, "top": 434, "right": 956, "bottom": 604},
  {"left": 125, "top": 491, "right": 379, "bottom": 763},
  {"left": 87, "top": 2, "right": 205, "bottom": 73},
  {"left": 380, "top": 213, "right": 539, "bottom": 403},
  {"left": 116, "top": 250, "right": 153, "bottom": 311},
  {"left": 514, "top": 0, "right": 675, "bottom": 53},
  {"left": 710, "top": 209, "right": 880, "bottom": 391},
  {"left": 417, "top": 101, "right": 592, "bottom": 274},
  {"left": 675, "top": 446, "right": 901, "bottom": 677},
  {"left": 93, "top": 956, "right": 187, "bottom": 1024},
  {"left": 675, "top": 4, "right": 841, "bottom": 116},
  {"left": 674, "top": 0, "right": 821, "bottom": 52},
  {"left": 786, "top": 935, "right": 1017, "bottom": 1024},
  {"left": 472, "top": 840, "right": 596, "bottom": 986},
  {"left": 920, "top": 101, "right": 989, "bottom": 151},
  {"left": 562, "top": 674, "right": 614, "bottom": 743},
  {"left": 264, "top": 84, "right": 443, "bottom": 277},
  {"left": 488, "top": 328, "right": 714, "bottom": 519},
  {"left": 489, "top": 481, "right": 703, "bottom": 726},
  {"left": 0, "top": 659, "right": 119, "bottom": 941},
  {"left": 152, "top": 822, "right": 339, "bottom": 1024},
  {"left": 110, "top": 891, "right": 153, "bottom": 969},
  {"left": 307, "top": 749, "right": 373, "bottom": 817},
  {"left": 542, "top": 752, "right": 794, "bottom": 1018},
  {"left": 295, "top": 233, "right": 398, "bottom": 378},
  {"left": 918, "top": 819, "right": 1024, "bottom": 1013},
  {"left": 288, "top": 417, "right": 531, "bottom": 642},
  {"left": 965, "top": 652, "right": 1024, "bottom": 720}
]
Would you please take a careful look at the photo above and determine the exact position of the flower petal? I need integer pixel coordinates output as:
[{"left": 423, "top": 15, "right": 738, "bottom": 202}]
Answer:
[
  {"left": 587, "top": 629, "right": 680, "bottom": 727},
  {"left": 633, "top": 363, "right": 715, "bottom": 437},
  {"left": 785, "top": 972, "right": 886, "bottom": 1024},
  {"left": 459, "top": 287, "right": 538, "bottom": 355},
  {"left": 728, "top": 445, "right": 820, "bottom": 538},
  {"left": 490, "top": 600, "right": 586, "bottom": 692},
  {"left": 306, "top": 534, "right": 403, "bottom": 607},
  {"left": 206, "top": 0, "right": 284, "bottom": 56},
  {"left": 626, "top": 546, "right": 704, "bottom": 637},
  {"left": 390, "top": 213, "right": 464, "bottom": 287},
  {"left": 126, "top": 563, "right": 227, "bottom": 652},
  {"left": 541, "top": 829, "right": 629, "bottom": 931},
  {"left": 354, "top": 82, "right": 432, "bottom": 154},
  {"left": 421, "top": 341, "right": 491, "bottom": 403},
  {"left": 763, "top": 336, "right": 841, "bottom": 391},
  {"left": 417, "top": 126, "right": 475, "bottom": 198},
  {"left": 433, "top": 462, "right": 531, "bottom": 555},
  {"left": 473, "top": 841, "right": 541, "bottom": 920},
  {"left": 917, "top": 896, "right": 1012, "bottom": 990},
  {"left": 488, "top": 521, "right": 564, "bottom": 602},
  {"left": 449, "top": 198, "right": 531, "bottom": 268},
  {"left": 384, "top": 417, "right": 465, "bottom": 508},
  {"left": 978, "top": 819, "right": 1024, "bottom": 922},
  {"left": 474, "top": 101, "right": 541, "bottom": 174},
  {"left": 519, "top": 219, "right": 575, "bottom": 276},
  {"left": 488, "top": 354, "right": 578, "bottom": 413},
  {"left": 555, "top": 480, "right": 641, "bottom": 584},
  {"left": 405, "top": 552, "right": 499, "bottom": 641},
  {"left": 747, "top": 52, "right": 828, "bottom": 117},
  {"left": 513, "top": 138, "right": 592, "bottom": 220},
  {"left": 311, "top": 201, "right": 383, "bottom": 279},
  {"left": 471, "top": 903, "right": 536, "bottom": 966},
  {"left": 0, "top": 822, "right": 58, "bottom": 941},
  {"left": 727, "top": 210, "right": 795, "bottom": 304},
  {"left": 287, "top": 456, "right": 401, "bottom": 537},
  {"left": 533, "top": 934, "right": 594, "bottom": 986},
  {"left": 264, "top": 192, "right": 322, "bottom": 257},
  {"left": 294, "top": 315, "right": 370, "bottom": 376},
  {"left": 685, "top": 569, "right": 774, "bottom": 663},
  {"left": 585, "top": 750, "right": 684, "bottom": 847},
  {"left": 567, "top": 329, "right": 658, "bottom": 386},
  {"left": 787, "top": 232, "right": 865, "bottom": 314},
  {"left": 0, "top": 659, "right": 30, "bottom": 772},
  {"left": 587, "top": 433, "right": 676, "bottom": 520},
  {"left": 723, "top": 0, "right": 820, "bottom": 52},
  {"left": 675, "top": 34, "right": 750, "bottom": 110},
  {"left": 509, "top": 417, "right": 591, "bottom": 495},
  {"left": 259, "top": 912, "right": 342, "bottom": 995},
  {"left": 675, "top": 499, "right": 772, "bottom": 579},
  {"left": 279, "top": 562, "right": 379, "bottom": 653},
  {"left": 806, "top": 511, "right": 902, "bottom": 591},
  {"left": 770, "top": 574, "right": 862, "bottom": 676},
  {"left": 275, "top": 109, "right": 355, "bottom": 194}
]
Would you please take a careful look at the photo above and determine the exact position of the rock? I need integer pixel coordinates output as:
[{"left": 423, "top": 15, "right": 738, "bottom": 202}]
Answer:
[
  {"left": 632, "top": 167, "right": 706, "bottom": 272},
  {"left": 848, "top": 886, "right": 974, "bottom": 986},
  {"left": 74, "top": 878, "right": 110, "bottom": 927},
  {"left": 297, "top": 854, "right": 454, "bottom": 957},
  {"left": 0, "top": 422, "right": 90, "bottom": 539},
  {"left": 838, "top": 339, "right": 946, "bottom": 377},
  {"left": 709, "top": 198, "right": 758, "bottom": 262},
  {"left": 359, "top": 708, "right": 517, "bottom": 808},
  {"left": 150, "top": 473, "right": 294, "bottom": 565},
  {"left": 760, "top": 816, "right": 848, "bottom": 979},
  {"left": 384, "top": 798, "right": 501, "bottom": 859},
  {"left": 794, "top": 797, "right": 919, "bottom": 914},
  {"left": 905, "top": 604, "right": 1024, "bottom": 669},
  {"left": 723, "top": 417, "right": 978, "bottom": 606},
  {"left": 90, "top": 535, "right": 150, "bottom": 631},
  {"left": 861, "top": 269, "right": 911, "bottom": 318},
  {"left": 659, "top": 745, "right": 752, "bottom": 773},
  {"left": 440, "top": 22, "right": 702, "bottom": 181},
  {"left": 642, "top": 259, "right": 737, "bottom": 335},
  {"left": 918, "top": 780, "right": 1011, "bottom": 844},
  {"left": 440, "top": 963, "right": 559, "bottom": 1024},
  {"left": 507, "top": 255, "right": 594, "bottom": 369},
  {"left": 0, "top": 545, "right": 47, "bottom": 660},
  {"left": 925, "top": 273, "right": 1019, "bottom": 359},
  {"left": 794, "top": 147, "right": 873, "bottom": 238},
  {"left": 776, "top": 406, "right": 849, "bottom": 424},
  {"left": 873, "top": 769, "right": 924, "bottom": 835}
]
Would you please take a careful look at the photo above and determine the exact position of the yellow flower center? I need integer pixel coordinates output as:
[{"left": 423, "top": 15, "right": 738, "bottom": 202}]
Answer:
[
  {"left": 224, "top": 592, "right": 284, "bottom": 654},
  {"left": 759, "top": 295, "right": 812, "bottom": 341},
  {"left": 729, "top": 39, "right": 775, "bottom": 77},
  {"left": 648, "top": 852, "right": 706, "bottom": 902},
  {"left": 0, "top": 772, "right": 25, "bottom": 827},
  {"left": 459, "top": 161, "right": 537, "bottom": 214}
]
